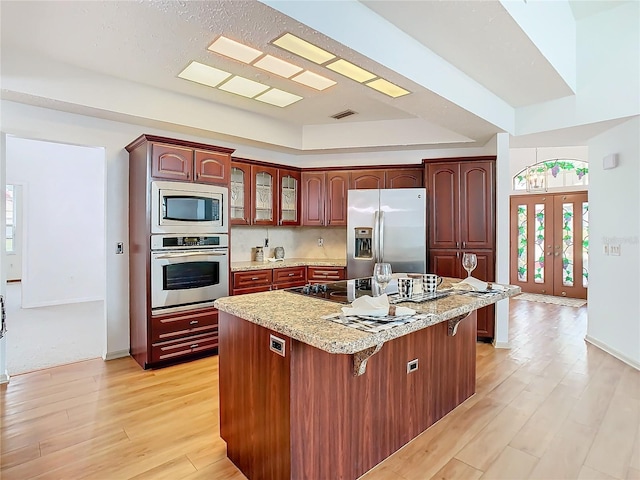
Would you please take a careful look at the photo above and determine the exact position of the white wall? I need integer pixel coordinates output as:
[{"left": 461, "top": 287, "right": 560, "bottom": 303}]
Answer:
[
  {"left": 586, "top": 116, "right": 640, "bottom": 368},
  {"left": 0, "top": 133, "right": 8, "bottom": 383},
  {"left": 516, "top": 1, "right": 639, "bottom": 135},
  {"left": 6, "top": 137, "right": 105, "bottom": 307}
]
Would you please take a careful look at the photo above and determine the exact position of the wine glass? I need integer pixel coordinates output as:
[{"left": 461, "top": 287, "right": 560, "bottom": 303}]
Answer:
[
  {"left": 373, "top": 263, "right": 392, "bottom": 297},
  {"left": 462, "top": 253, "right": 477, "bottom": 278}
]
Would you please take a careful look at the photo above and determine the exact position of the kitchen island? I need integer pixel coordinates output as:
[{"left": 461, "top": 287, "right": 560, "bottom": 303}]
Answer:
[{"left": 214, "top": 279, "right": 520, "bottom": 480}]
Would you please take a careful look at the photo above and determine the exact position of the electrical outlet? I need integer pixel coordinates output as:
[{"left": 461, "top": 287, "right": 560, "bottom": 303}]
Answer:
[
  {"left": 264, "top": 238, "right": 269, "bottom": 247},
  {"left": 610, "top": 244, "right": 621, "bottom": 256},
  {"left": 318, "top": 238, "right": 324, "bottom": 247},
  {"left": 603, "top": 244, "right": 609, "bottom": 255}
]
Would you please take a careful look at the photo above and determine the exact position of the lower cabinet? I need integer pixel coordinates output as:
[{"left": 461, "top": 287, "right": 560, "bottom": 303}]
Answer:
[
  {"left": 272, "top": 266, "right": 306, "bottom": 290},
  {"left": 232, "top": 265, "right": 346, "bottom": 295},
  {"left": 146, "top": 306, "right": 219, "bottom": 367},
  {"left": 232, "top": 269, "right": 272, "bottom": 295},
  {"left": 307, "top": 266, "right": 346, "bottom": 281},
  {"left": 429, "top": 249, "right": 495, "bottom": 340}
]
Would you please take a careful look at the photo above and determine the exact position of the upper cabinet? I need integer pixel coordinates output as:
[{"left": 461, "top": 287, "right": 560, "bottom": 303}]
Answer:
[
  {"left": 144, "top": 136, "right": 232, "bottom": 186},
  {"left": 301, "top": 171, "right": 349, "bottom": 226},
  {"left": 426, "top": 160, "right": 495, "bottom": 250},
  {"left": 386, "top": 168, "right": 424, "bottom": 189},
  {"left": 230, "top": 162, "right": 251, "bottom": 225},
  {"left": 251, "top": 165, "right": 278, "bottom": 226},
  {"left": 231, "top": 159, "right": 301, "bottom": 226},
  {"left": 278, "top": 168, "right": 301, "bottom": 226},
  {"left": 350, "top": 167, "right": 424, "bottom": 190},
  {"left": 350, "top": 170, "right": 385, "bottom": 190}
]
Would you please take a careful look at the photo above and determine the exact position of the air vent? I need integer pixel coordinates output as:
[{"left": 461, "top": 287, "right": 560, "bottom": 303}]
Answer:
[{"left": 331, "top": 109, "right": 357, "bottom": 120}]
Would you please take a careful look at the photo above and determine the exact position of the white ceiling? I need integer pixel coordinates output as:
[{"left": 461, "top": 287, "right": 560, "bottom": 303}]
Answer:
[{"left": 0, "top": 0, "right": 633, "bottom": 154}]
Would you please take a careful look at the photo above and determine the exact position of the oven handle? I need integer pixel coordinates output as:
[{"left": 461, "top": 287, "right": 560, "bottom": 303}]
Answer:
[{"left": 153, "top": 251, "right": 228, "bottom": 259}]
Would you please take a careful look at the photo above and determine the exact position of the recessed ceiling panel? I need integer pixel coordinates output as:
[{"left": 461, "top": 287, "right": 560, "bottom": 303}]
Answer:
[
  {"left": 218, "top": 76, "right": 270, "bottom": 98},
  {"left": 178, "top": 61, "right": 232, "bottom": 88},
  {"left": 208, "top": 36, "right": 263, "bottom": 63}
]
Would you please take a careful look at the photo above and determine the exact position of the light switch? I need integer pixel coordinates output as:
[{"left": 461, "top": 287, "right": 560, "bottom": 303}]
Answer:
[
  {"left": 603, "top": 244, "right": 609, "bottom": 255},
  {"left": 610, "top": 244, "right": 621, "bottom": 256}
]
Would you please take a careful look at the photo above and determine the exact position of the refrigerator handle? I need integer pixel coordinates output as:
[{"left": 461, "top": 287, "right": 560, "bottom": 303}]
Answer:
[
  {"left": 379, "top": 210, "right": 385, "bottom": 262},
  {"left": 373, "top": 210, "right": 380, "bottom": 263}
]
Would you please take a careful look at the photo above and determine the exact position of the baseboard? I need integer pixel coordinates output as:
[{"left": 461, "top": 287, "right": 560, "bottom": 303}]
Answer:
[
  {"left": 492, "top": 341, "right": 511, "bottom": 349},
  {"left": 0, "top": 371, "right": 10, "bottom": 384},
  {"left": 103, "top": 350, "right": 130, "bottom": 361},
  {"left": 584, "top": 335, "right": 640, "bottom": 371}
]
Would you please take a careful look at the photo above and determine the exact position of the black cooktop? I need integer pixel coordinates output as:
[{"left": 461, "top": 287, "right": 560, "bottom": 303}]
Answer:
[{"left": 285, "top": 277, "right": 373, "bottom": 304}]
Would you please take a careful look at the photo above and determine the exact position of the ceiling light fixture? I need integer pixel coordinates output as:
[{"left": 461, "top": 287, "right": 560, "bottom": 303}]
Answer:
[
  {"left": 365, "top": 78, "right": 410, "bottom": 98},
  {"left": 208, "top": 36, "right": 263, "bottom": 63},
  {"left": 291, "top": 70, "right": 336, "bottom": 91},
  {"left": 254, "top": 55, "right": 303, "bottom": 78},
  {"left": 255, "top": 88, "right": 303, "bottom": 107},
  {"left": 178, "top": 61, "right": 232, "bottom": 88},
  {"left": 218, "top": 76, "right": 270, "bottom": 98},
  {"left": 273, "top": 33, "right": 336, "bottom": 64},
  {"left": 325, "top": 59, "right": 376, "bottom": 83}
]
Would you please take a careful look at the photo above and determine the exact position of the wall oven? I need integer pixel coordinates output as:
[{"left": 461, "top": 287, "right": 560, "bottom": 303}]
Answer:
[
  {"left": 151, "top": 234, "right": 229, "bottom": 314},
  {"left": 151, "top": 181, "right": 227, "bottom": 234}
]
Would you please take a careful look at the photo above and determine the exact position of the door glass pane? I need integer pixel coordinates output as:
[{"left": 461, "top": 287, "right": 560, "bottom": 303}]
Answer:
[
  {"left": 517, "top": 204, "right": 527, "bottom": 282},
  {"left": 255, "top": 171, "right": 273, "bottom": 221},
  {"left": 582, "top": 202, "right": 589, "bottom": 287},
  {"left": 534, "top": 204, "right": 545, "bottom": 283},
  {"left": 562, "top": 203, "right": 574, "bottom": 287},
  {"left": 281, "top": 175, "right": 297, "bottom": 222},
  {"left": 230, "top": 167, "right": 245, "bottom": 220}
]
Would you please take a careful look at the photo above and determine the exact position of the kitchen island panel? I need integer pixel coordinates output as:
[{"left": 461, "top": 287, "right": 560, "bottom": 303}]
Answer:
[
  {"left": 220, "top": 308, "right": 476, "bottom": 480},
  {"left": 219, "top": 312, "right": 291, "bottom": 480}
]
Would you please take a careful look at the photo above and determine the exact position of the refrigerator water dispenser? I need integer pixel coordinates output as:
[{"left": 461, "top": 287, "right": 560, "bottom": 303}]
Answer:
[{"left": 354, "top": 227, "right": 373, "bottom": 259}]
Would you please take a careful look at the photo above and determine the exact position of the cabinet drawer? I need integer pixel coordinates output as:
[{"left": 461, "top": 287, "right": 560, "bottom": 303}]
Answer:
[
  {"left": 307, "top": 266, "right": 345, "bottom": 281},
  {"left": 151, "top": 309, "right": 218, "bottom": 343},
  {"left": 273, "top": 266, "right": 306, "bottom": 285},
  {"left": 232, "top": 285, "right": 272, "bottom": 296},
  {"left": 233, "top": 270, "right": 273, "bottom": 289},
  {"left": 151, "top": 331, "right": 218, "bottom": 364}
]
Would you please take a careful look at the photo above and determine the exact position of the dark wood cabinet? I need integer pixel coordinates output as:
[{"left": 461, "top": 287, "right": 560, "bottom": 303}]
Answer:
[
  {"left": 251, "top": 165, "right": 278, "bottom": 226},
  {"left": 278, "top": 168, "right": 301, "bottom": 226},
  {"left": 426, "top": 160, "right": 494, "bottom": 250},
  {"left": 232, "top": 159, "right": 301, "bottom": 227},
  {"left": 125, "top": 134, "right": 234, "bottom": 369},
  {"left": 272, "top": 266, "right": 306, "bottom": 289},
  {"left": 301, "top": 171, "right": 349, "bottom": 226},
  {"left": 350, "top": 169, "right": 385, "bottom": 189},
  {"left": 150, "top": 139, "right": 231, "bottom": 186},
  {"left": 232, "top": 266, "right": 308, "bottom": 294},
  {"left": 230, "top": 162, "right": 252, "bottom": 225},
  {"left": 425, "top": 157, "right": 496, "bottom": 340},
  {"left": 307, "top": 266, "right": 346, "bottom": 281},
  {"left": 232, "top": 269, "right": 273, "bottom": 295},
  {"left": 386, "top": 168, "right": 424, "bottom": 188}
]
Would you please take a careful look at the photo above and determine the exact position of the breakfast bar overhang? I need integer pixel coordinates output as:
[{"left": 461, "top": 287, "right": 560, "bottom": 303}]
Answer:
[{"left": 214, "top": 281, "right": 520, "bottom": 480}]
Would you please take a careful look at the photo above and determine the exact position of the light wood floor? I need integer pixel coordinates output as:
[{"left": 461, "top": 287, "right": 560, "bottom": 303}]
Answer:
[{"left": 1, "top": 298, "right": 638, "bottom": 480}]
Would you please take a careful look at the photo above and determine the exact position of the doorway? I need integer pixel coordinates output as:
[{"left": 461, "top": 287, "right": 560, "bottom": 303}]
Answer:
[{"left": 509, "top": 192, "right": 588, "bottom": 299}]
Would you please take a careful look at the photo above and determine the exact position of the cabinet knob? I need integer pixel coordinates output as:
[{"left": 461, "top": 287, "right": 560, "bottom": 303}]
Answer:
[{"left": 190, "top": 320, "right": 199, "bottom": 325}]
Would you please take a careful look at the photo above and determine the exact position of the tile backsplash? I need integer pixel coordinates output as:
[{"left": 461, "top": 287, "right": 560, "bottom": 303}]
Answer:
[{"left": 230, "top": 226, "right": 346, "bottom": 262}]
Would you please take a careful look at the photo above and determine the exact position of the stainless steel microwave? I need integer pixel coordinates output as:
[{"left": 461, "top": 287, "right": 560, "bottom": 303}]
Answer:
[{"left": 151, "top": 181, "right": 227, "bottom": 234}]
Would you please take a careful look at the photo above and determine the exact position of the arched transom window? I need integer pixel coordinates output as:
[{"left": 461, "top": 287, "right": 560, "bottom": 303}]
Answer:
[{"left": 514, "top": 159, "right": 589, "bottom": 192}]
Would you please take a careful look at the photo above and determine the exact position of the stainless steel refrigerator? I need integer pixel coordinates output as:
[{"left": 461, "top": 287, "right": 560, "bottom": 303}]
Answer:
[{"left": 347, "top": 188, "right": 427, "bottom": 279}]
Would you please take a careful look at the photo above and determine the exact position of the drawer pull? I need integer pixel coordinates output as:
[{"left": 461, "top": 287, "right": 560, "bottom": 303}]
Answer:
[
  {"left": 189, "top": 320, "right": 199, "bottom": 325},
  {"left": 288, "top": 273, "right": 295, "bottom": 276},
  {"left": 251, "top": 276, "right": 259, "bottom": 280},
  {"left": 190, "top": 344, "right": 199, "bottom": 349}
]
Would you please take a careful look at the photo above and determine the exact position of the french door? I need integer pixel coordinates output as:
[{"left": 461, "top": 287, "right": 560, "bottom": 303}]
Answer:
[{"left": 510, "top": 192, "right": 588, "bottom": 299}]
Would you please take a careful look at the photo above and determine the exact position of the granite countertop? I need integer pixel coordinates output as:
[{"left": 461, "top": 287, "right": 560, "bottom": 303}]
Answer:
[
  {"left": 231, "top": 258, "right": 346, "bottom": 272},
  {"left": 214, "top": 278, "right": 521, "bottom": 354}
]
